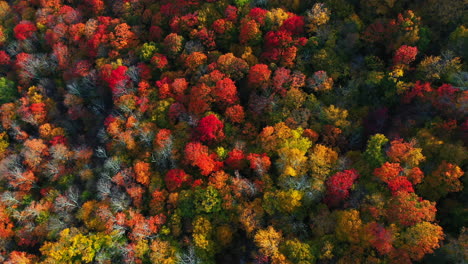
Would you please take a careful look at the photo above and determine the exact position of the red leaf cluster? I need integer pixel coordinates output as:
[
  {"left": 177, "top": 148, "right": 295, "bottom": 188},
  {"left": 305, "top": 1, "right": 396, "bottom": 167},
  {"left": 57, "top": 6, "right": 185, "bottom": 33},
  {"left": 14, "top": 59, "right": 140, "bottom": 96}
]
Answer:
[{"left": 324, "top": 169, "right": 360, "bottom": 207}]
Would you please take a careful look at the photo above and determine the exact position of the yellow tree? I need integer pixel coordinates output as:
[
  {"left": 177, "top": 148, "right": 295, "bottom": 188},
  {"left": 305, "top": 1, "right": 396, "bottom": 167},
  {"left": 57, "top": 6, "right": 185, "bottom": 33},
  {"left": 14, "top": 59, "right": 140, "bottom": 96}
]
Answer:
[
  {"left": 150, "top": 239, "right": 177, "bottom": 264},
  {"left": 399, "top": 222, "right": 444, "bottom": 261},
  {"left": 335, "top": 209, "right": 364, "bottom": 244},
  {"left": 254, "top": 226, "right": 284, "bottom": 261},
  {"left": 40, "top": 228, "right": 115, "bottom": 264},
  {"left": 308, "top": 144, "right": 338, "bottom": 180}
]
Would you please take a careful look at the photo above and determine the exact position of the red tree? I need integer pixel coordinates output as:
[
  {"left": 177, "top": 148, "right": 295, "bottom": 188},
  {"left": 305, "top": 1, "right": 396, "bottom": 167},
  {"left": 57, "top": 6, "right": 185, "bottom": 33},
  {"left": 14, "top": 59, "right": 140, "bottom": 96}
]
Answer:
[
  {"left": 185, "top": 141, "right": 221, "bottom": 176},
  {"left": 393, "top": 45, "right": 418, "bottom": 65},
  {"left": 366, "top": 222, "right": 394, "bottom": 255},
  {"left": 225, "top": 149, "right": 246, "bottom": 170},
  {"left": 214, "top": 78, "right": 238, "bottom": 106},
  {"left": 100, "top": 65, "right": 130, "bottom": 95},
  {"left": 248, "top": 64, "right": 271, "bottom": 90},
  {"left": 280, "top": 15, "right": 305, "bottom": 35},
  {"left": 188, "top": 83, "right": 212, "bottom": 115},
  {"left": 387, "top": 176, "right": 414, "bottom": 195},
  {"left": 386, "top": 191, "right": 436, "bottom": 227},
  {"left": 225, "top": 104, "right": 245, "bottom": 124},
  {"left": 374, "top": 162, "right": 403, "bottom": 183},
  {"left": 165, "top": 169, "right": 191, "bottom": 191},
  {"left": 14, "top": 21, "right": 37, "bottom": 40},
  {"left": 195, "top": 114, "right": 225, "bottom": 143},
  {"left": 0, "top": 51, "right": 11, "bottom": 66},
  {"left": 248, "top": 8, "right": 268, "bottom": 25},
  {"left": 246, "top": 153, "right": 271, "bottom": 175},
  {"left": 324, "top": 169, "right": 360, "bottom": 207}
]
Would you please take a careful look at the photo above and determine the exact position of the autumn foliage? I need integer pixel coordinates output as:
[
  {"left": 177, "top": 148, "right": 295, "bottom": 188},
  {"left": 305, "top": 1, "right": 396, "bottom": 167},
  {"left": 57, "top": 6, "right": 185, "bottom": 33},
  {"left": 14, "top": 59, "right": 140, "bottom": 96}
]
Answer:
[{"left": 0, "top": 1, "right": 464, "bottom": 263}]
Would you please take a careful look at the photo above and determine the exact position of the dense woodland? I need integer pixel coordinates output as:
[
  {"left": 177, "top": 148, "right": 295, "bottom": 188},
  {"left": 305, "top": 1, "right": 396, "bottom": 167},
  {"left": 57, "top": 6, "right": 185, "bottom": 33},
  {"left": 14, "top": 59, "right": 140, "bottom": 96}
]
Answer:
[{"left": 0, "top": 0, "right": 467, "bottom": 263}]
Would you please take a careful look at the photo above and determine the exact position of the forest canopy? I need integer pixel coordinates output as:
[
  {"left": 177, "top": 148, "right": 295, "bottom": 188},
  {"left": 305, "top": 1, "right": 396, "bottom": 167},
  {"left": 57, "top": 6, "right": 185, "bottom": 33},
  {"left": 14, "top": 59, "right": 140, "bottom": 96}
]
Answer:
[{"left": 0, "top": 0, "right": 466, "bottom": 263}]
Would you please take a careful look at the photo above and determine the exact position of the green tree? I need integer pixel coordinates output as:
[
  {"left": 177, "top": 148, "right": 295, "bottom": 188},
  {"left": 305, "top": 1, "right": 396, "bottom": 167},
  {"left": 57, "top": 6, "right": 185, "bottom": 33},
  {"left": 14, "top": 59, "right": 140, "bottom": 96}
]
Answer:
[
  {"left": 0, "top": 77, "right": 17, "bottom": 104},
  {"left": 364, "top": 134, "right": 389, "bottom": 168}
]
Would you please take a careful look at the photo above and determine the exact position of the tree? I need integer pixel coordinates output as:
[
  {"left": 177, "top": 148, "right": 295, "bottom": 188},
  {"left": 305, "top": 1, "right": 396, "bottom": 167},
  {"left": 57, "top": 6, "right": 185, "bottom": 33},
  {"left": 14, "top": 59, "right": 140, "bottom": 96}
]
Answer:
[
  {"left": 78, "top": 200, "right": 111, "bottom": 232},
  {"left": 386, "top": 191, "right": 436, "bottom": 227},
  {"left": 151, "top": 53, "right": 169, "bottom": 70},
  {"left": 240, "top": 19, "right": 262, "bottom": 46},
  {"left": 184, "top": 141, "right": 220, "bottom": 176},
  {"left": 150, "top": 239, "right": 177, "bottom": 264},
  {"left": 0, "top": 78, "right": 16, "bottom": 104},
  {"left": 188, "top": 83, "right": 213, "bottom": 115},
  {"left": 321, "top": 105, "right": 351, "bottom": 129},
  {"left": 209, "top": 170, "right": 229, "bottom": 190},
  {"left": 22, "top": 138, "right": 48, "bottom": 169},
  {"left": 14, "top": 21, "right": 37, "bottom": 40},
  {"left": 335, "top": 209, "right": 364, "bottom": 244},
  {"left": 225, "top": 105, "right": 245, "bottom": 124},
  {"left": 214, "top": 78, "right": 238, "bottom": 106},
  {"left": 280, "top": 239, "right": 315, "bottom": 264},
  {"left": 164, "top": 33, "right": 184, "bottom": 57},
  {"left": 365, "top": 222, "right": 394, "bottom": 255},
  {"left": 239, "top": 199, "right": 264, "bottom": 235},
  {"left": 305, "top": 3, "right": 330, "bottom": 33},
  {"left": 216, "top": 53, "right": 249, "bottom": 81},
  {"left": 387, "top": 176, "right": 414, "bottom": 195},
  {"left": 399, "top": 222, "right": 444, "bottom": 261},
  {"left": 110, "top": 23, "right": 138, "bottom": 50},
  {"left": 170, "top": 78, "right": 188, "bottom": 101},
  {"left": 261, "top": 30, "right": 299, "bottom": 67},
  {"left": 127, "top": 184, "right": 145, "bottom": 207},
  {"left": 307, "top": 71, "right": 334, "bottom": 92},
  {"left": 247, "top": 153, "right": 271, "bottom": 176},
  {"left": 165, "top": 169, "right": 191, "bottom": 192},
  {"left": 275, "top": 189, "right": 303, "bottom": 213},
  {"left": 248, "top": 64, "right": 271, "bottom": 90},
  {"left": 419, "top": 161, "right": 464, "bottom": 200},
  {"left": 81, "top": 0, "right": 104, "bottom": 15},
  {"left": 309, "top": 144, "right": 338, "bottom": 180},
  {"left": 364, "top": 134, "right": 389, "bottom": 168},
  {"left": 40, "top": 228, "right": 116, "bottom": 264},
  {"left": 406, "top": 167, "right": 424, "bottom": 185},
  {"left": 139, "top": 42, "right": 157, "bottom": 61},
  {"left": 193, "top": 216, "right": 215, "bottom": 254},
  {"left": 194, "top": 186, "right": 222, "bottom": 214},
  {"left": 100, "top": 65, "right": 130, "bottom": 95},
  {"left": 386, "top": 139, "right": 425, "bottom": 168},
  {"left": 184, "top": 52, "right": 207, "bottom": 71},
  {"left": 195, "top": 114, "right": 225, "bottom": 143},
  {"left": 134, "top": 161, "right": 151, "bottom": 186},
  {"left": 393, "top": 45, "right": 418, "bottom": 65},
  {"left": 374, "top": 162, "right": 403, "bottom": 183},
  {"left": 324, "top": 169, "right": 360, "bottom": 207},
  {"left": 0, "top": 205, "right": 14, "bottom": 240},
  {"left": 5, "top": 251, "right": 38, "bottom": 264},
  {"left": 225, "top": 148, "right": 246, "bottom": 170},
  {"left": 276, "top": 147, "right": 308, "bottom": 177},
  {"left": 254, "top": 226, "right": 283, "bottom": 258},
  {"left": 0, "top": 50, "right": 11, "bottom": 66},
  {"left": 280, "top": 15, "right": 305, "bottom": 35}
]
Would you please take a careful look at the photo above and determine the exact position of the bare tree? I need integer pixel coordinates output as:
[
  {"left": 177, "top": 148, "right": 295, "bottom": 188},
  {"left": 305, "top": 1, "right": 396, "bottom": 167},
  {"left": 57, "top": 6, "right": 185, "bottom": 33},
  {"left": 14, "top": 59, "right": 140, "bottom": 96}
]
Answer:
[
  {"left": 44, "top": 161, "right": 60, "bottom": 179},
  {"left": 104, "top": 157, "right": 121, "bottom": 174},
  {"left": 97, "top": 178, "right": 112, "bottom": 199},
  {"left": 54, "top": 195, "right": 77, "bottom": 212},
  {"left": 1, "top": 191, "right": 20, "bottom": 207},
  {"left": 66, "top": 186, "right": 80, "bottom": 207},
  {"left": 47, "top": 215, "right": 67, "bottom": 235},
  {"left": 95, "top": 146, "right": 108, "bottom": 159},
  {"left": 110, "top": 191, "right": 130, "bottom": 212},
  {"left": 176, "top": 246, "right": 200, "bottom": 264}
]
